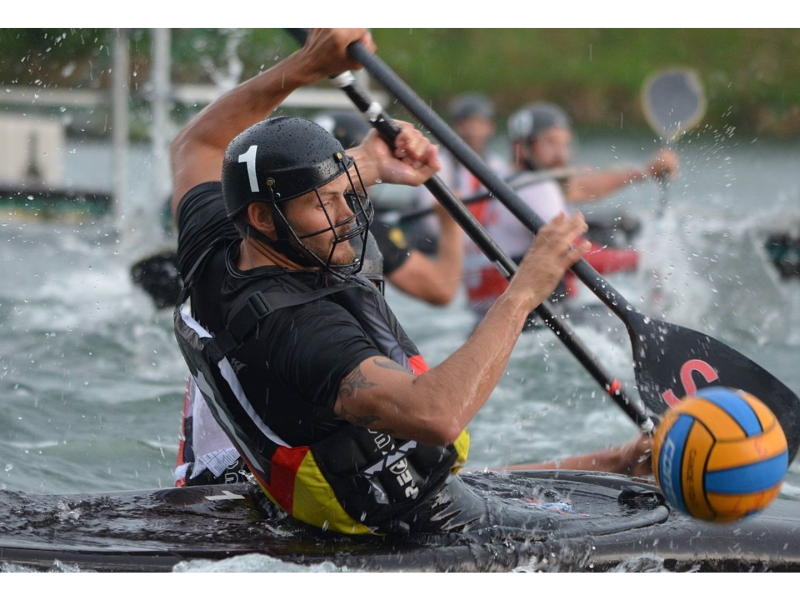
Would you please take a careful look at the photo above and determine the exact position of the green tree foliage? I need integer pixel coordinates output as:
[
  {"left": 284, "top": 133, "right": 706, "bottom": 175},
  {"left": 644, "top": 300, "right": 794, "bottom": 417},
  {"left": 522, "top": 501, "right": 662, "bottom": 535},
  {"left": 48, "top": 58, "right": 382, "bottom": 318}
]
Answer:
[
  {"left": 0, "top": 28, "right": 111, "bottom": 88},
  {"left": 1, "top": 28, "right": 798, "bottom": 135}
]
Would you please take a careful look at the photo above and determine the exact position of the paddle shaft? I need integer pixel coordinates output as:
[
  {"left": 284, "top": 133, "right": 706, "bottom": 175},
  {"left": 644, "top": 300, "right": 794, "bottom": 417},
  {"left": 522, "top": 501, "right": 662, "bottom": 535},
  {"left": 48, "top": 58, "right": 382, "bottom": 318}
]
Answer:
[
  {"left": 285, "top": 29, "right": 653, "bottom": 432},
  {"left": 392, "top": 168, "right": 574, "bottom": 225},
  {"left": 343, "top": 41, "right": 639, "bottom": 324}
]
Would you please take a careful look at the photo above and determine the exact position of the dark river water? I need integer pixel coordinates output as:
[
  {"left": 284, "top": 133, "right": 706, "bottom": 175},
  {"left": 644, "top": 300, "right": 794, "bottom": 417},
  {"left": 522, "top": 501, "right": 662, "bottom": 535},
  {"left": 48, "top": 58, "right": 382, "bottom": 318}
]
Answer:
[{"left": 0, "top": 129, "right": 798, "bottom": 572}]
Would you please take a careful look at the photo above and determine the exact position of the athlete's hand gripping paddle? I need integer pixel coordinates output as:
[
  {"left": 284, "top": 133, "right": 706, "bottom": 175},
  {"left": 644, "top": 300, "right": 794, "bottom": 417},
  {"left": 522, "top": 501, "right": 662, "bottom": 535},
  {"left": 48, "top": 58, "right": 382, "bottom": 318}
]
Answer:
[
  {"left": 285, "top": 28, "right": 654, "bottom": 434},
  {"left": 292, "top": 30, "right": 800, "bottom": 461}
]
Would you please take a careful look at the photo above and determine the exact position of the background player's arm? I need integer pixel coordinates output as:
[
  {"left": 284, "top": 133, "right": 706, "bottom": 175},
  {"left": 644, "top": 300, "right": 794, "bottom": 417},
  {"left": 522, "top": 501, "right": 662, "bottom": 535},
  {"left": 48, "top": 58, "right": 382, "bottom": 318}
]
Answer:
[
  {"left": 565, "top": 149, "right": 678, "bottom": 203},
  {"left": 387, "top": 206, "right": 463, "bottom": 306}
]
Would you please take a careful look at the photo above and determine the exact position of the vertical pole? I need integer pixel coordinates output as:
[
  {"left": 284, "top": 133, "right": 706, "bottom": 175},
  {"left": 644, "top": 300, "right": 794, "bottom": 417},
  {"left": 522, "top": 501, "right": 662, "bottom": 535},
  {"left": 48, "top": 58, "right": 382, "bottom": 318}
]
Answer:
[
  {"left": 152, "top": 28, "right": 172, "bottom": 206},
  {"left": 112, "top": 28, "right": 130, "bottom": 217}
]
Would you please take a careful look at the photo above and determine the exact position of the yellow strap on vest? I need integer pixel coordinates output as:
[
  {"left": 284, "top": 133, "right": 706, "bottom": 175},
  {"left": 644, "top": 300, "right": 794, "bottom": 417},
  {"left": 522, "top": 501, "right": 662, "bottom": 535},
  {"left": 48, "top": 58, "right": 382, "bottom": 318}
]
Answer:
[
  {"left": 452, "top": 429, "right": 470, "bottom": 473},
  {"left": 292, "top": 452, "right": 374, "bottom": 535}
]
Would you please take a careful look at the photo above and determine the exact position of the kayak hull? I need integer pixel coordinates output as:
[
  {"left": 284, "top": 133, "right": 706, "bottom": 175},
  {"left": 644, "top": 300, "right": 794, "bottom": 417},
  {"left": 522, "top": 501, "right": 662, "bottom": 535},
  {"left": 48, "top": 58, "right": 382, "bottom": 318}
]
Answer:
[{"left": 1, "top": 470, "right": 799, "bottom": 573}]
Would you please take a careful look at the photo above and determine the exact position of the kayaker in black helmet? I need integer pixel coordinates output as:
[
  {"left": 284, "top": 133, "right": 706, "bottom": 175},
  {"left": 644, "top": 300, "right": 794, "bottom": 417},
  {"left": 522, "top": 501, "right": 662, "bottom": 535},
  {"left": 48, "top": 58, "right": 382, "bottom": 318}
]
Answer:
[{"left": 170, "top": 29, "right": 651, "bottom": 535}]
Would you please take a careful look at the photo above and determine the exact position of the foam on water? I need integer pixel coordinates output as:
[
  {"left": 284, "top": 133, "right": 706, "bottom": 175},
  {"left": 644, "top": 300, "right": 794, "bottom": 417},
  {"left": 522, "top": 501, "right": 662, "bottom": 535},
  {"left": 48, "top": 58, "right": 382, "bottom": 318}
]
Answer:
[
  {"left": 173, "top": 555, "right": 347, "bottom": 573},
  {"left": 0, "top": 559, "right": 89, "bottom": 573},
  {"left": 514, "top": 551, "right": 690, "bottom": 573}
]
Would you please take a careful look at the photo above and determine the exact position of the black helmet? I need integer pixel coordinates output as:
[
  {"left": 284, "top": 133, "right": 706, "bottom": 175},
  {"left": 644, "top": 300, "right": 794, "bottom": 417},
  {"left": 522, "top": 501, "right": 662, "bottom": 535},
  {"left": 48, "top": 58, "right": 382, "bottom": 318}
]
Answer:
[
  {"left": 312, "top": 110, "right": 371, "bottom": 150},
  {"left": 221, "top": 116, "right": 373, "bottom": 279},
  {"left": 449, "top": 93, "right": 495, "bottom": 124},
  {"left": 507, "top": 102, "right": 571, "bottom": 143},
  {"left": 223, "top": 116, "right": 351, "bottom": 217}
]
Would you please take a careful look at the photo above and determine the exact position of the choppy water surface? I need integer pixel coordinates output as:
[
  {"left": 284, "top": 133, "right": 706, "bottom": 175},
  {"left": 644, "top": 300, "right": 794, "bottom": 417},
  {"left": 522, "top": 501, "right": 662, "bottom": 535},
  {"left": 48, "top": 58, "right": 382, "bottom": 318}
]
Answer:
[{"left": 1, "top": 131, "right": 798, "bottom": 572}]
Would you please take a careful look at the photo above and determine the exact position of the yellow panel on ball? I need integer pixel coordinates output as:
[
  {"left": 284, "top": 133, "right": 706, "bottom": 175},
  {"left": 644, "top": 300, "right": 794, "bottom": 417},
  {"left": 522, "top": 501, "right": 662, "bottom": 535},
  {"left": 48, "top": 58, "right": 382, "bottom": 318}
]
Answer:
[
  {"left": 680, "top": 421, "right": 716, "bottom": 521},
  {"left": 707, "top": 426, "right": 788, "bottom": 472},
  {"left": 706, "top": 484, "right": 783, "bottom": 522},
  {"left": 675, "top": 397, "right": 751, "bottom": 441}
]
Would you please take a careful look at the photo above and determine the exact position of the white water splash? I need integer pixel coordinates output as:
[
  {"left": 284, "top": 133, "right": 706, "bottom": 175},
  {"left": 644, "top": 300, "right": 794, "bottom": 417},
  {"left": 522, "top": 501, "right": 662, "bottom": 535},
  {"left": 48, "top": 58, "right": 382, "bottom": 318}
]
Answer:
[
  {"left": 0, "top": 559, "right": 90, "bottom": 573},
  {"left": 55, "top": 500, "right": 81, "bottom": 523},
  {"left": 173, "top": 554, "right": 347, "bottom": 573},
  {"left": 637, "top": 204, "right": 795, "bottom": 344}
]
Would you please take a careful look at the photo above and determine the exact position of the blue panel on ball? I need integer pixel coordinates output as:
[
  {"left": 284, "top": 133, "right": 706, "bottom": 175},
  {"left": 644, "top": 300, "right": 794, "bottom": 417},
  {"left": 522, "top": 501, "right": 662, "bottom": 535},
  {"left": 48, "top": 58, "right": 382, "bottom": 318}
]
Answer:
[
  {"left": 659, "top": 414, "right": 693, "bottom": 515},
  {"left": 705, "top": 451, "right": 789, "bottom": 495},
  {"left": 696, "top": 387, "right": 763, "bottom": 436}
]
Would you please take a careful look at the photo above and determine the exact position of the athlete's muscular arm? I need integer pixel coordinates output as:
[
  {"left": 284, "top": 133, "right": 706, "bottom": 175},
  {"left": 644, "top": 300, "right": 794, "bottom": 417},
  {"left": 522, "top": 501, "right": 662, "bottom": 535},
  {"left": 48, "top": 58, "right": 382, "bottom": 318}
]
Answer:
[
  {"left": 169, "top": 28, "right": 376, "bottom": 217},
  {"left": 334, "top": 213, "right": 590, "bottom": 447},
  {"left": 565, "top": 149, "right": 679, "bottom": 203}
]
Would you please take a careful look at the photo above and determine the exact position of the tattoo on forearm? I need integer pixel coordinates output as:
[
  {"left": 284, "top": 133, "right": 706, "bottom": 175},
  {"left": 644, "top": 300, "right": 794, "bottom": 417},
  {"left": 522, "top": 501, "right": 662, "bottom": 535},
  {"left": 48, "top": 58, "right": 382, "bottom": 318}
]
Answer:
[
  {"left": 339, "top": 365, "right": 377, "bottom": 399},
  {"left": 374, "top": 358, "right": 413, "bottom": 374}
]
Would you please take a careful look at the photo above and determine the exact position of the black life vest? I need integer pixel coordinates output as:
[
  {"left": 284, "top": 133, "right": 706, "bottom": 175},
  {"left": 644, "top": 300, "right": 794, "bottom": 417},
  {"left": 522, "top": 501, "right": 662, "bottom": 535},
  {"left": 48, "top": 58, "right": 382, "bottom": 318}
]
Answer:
[{"left": 173, "top": 243, "right": 469, "bottom": 534}]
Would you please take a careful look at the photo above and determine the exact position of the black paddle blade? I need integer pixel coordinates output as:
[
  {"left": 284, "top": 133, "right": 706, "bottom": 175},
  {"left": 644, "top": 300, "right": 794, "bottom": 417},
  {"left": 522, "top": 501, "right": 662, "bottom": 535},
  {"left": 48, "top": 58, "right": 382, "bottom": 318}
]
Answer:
[
  {"left": 131, "top": 250, "right": 182, "bottom": 309},
  {"left": 629, "top": 313, "right": 800, "bottom": 461}
]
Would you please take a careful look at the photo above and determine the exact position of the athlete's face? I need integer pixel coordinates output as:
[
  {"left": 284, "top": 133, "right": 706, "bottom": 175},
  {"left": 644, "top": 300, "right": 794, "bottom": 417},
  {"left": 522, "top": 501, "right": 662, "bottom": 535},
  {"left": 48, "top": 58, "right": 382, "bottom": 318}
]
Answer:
[
  {"left": 529, "top": 126, "right": 572, "bottom": 169},
  {"left": 283, "top": 172, "right": 362, "bottom": 266},
  {"left": 454, "top": 116, "right": 495, "bottom": 155}
]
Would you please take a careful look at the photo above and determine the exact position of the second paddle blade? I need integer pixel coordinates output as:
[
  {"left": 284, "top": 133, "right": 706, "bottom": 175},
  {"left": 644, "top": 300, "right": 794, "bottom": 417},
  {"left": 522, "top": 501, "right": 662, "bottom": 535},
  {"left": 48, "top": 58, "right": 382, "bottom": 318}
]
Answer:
[
  {"left": 641, "top": 69, "right": 706, "bottom": 143},
  {"left": 629, "top": 313, "right": 800, "bottom": 461}
]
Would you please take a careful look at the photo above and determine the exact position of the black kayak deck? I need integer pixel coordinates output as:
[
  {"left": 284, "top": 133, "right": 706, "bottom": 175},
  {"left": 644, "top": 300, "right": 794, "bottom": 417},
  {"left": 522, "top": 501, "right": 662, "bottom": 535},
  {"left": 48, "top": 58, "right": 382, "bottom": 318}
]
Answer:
[{"left": 1, "top": 470, "right": 798, "bottom": 572}]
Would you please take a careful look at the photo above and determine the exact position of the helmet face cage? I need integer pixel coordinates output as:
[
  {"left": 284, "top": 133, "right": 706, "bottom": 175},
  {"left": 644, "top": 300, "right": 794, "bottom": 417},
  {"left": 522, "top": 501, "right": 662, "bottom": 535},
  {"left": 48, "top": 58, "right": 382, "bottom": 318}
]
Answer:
[{"left": 272, "top": 156, "right": 374, "bottom": 280}]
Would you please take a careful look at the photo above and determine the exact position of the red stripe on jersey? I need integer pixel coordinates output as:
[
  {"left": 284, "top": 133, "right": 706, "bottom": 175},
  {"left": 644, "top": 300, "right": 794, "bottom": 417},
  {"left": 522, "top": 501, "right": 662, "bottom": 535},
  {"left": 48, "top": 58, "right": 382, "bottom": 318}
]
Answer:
[
  {"left": 468, "top": 198, "right": 490, "bottom": 224},
  {"left": 466, "top": 266, "right": 509, "bottom": 305},
  {"left": 585, "top": 242, "right": 638, "bottom": 274},
  {"left": 409, "top": 354, "right": 430, "bottom": 375},
  {"left": 269, "top": 446, "right": 311, "bottom": 512}
]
